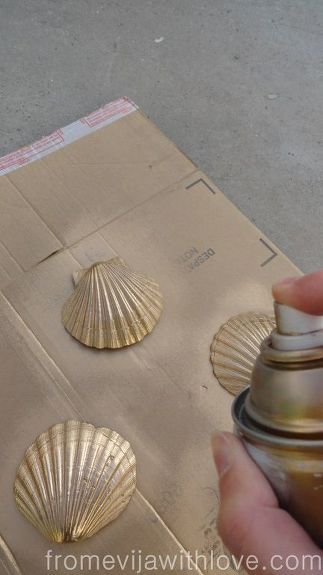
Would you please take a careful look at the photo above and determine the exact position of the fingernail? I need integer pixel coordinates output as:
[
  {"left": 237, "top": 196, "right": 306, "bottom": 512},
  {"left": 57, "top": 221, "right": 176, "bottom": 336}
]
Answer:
[
  {"left": 272, "top": 276, "right": 299, "bottom": 301},
  {"left": 211, "top": 432, "right": 232, "bottom": 478}
]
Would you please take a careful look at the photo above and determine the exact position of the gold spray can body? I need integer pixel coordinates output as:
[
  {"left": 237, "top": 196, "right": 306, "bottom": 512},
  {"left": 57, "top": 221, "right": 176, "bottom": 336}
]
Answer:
[{"left": 233, "top": 337, "right": 323, "bottom": 546}]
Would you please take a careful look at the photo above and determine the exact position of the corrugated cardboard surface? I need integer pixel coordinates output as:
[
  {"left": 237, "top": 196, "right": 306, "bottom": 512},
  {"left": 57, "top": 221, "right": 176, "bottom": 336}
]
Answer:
[{"left": 0, "top": 99, "right": 300, "bottom": 574}]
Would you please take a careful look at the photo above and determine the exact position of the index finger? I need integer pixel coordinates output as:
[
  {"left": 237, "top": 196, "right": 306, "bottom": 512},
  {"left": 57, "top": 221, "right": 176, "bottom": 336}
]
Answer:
[{"left": 272, "top": 271, "right": 323, "bottom": 315}]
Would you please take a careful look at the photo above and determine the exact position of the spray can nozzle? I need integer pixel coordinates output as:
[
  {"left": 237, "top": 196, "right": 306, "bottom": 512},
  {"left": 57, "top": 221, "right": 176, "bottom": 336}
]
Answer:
[
  {"left": 272, "top": 303, "right": 323, "bottom": 351},
  {"left": 243, "top": 301, "right": 323, "bottom": 436}
]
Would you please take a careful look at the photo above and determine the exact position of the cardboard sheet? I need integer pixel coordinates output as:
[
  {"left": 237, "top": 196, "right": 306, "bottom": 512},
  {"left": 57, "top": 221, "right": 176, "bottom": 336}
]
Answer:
[{"left": 0, "top": 98, "right": 300, "bottom": 574}]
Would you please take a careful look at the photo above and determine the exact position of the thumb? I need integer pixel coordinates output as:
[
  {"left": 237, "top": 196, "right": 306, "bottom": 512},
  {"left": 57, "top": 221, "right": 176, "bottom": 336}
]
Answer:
[
  {"left": 272, "top": 271, "right": 323, "bottom": 315},
  {"left": 212, "top": 432, "right": 322, "bottom": 575}
]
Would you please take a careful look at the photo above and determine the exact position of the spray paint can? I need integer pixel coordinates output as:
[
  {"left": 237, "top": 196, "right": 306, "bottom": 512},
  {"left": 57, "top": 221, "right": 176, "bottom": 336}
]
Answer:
[{"left": 233, "top": 302, "right": 323, "bottom": 546}]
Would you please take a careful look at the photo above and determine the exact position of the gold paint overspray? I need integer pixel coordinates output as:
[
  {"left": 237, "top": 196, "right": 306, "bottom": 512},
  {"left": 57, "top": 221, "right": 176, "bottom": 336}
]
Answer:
[{"left": 233, "top": 302, "right": 323, "bottom": 546}]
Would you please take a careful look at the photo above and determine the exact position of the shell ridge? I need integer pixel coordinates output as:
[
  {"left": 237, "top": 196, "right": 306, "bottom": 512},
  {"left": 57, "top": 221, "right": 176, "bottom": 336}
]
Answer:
[
  {"left": 52, "top": 423, "right": 73, "bottom": 541},
  {"left": 68, "top": 421, "right": 94, "bottom": 541},
  {"left": 80, "top": 441, "right": 135, "bottom": 536},
  {"left": 101, "top": 266, "right": 126, "bottom": 347},
  {"left": 101, "top": 266, "right": 162, "bottom": 341},
  {"left": 97, "top": 430, "right": 133, "bottom": 457},
  {"left": 85, "top": 269, "right": 101, "bottom": 346},
  {"left": 211, "top": 359, "right": 253, "bottom": 378},
  {"left": 53, "top": 424, "right": 66, "bottom": 538},
  {"left": 28, "top": 436, "right": 55, "bottom": 537},
  {"left": 72, "top": 428, "right": 119, "bottom": 538},
  {"left": 15, "top": 478, "right": 49, "bottom": 537},
  {"left": 71, "top": 433, "right": 104, "bottom": 530},
  {"left": 110, "top": 276, "right": 161, "bottom": 327},
  {"left": 79, "top": 270, "right": 99, "bottom": 343},
  {"left": 47, "top": 425, "right": 62, "bottom": 540},
  {"left": 16, "top": 441, "right": 53, "bottom": 539},
  {"left": 63, "top": 421, "right": 83, "bottom": 540},
  {"left": 99, "top": 263, "right": 162, "bottom": 329},
  {"left": 74, "top": 432, "right": 135, "bottom": 535},
  {"left": 62, "top": 272, "right": 93, "bottom": 343},
  {"left": 92, "top": 269, "right": 114, "bottom": 347},
  {"left": 85, "top": 479, "right": 134, "bottom": 536},
  {"left": 215, "top": 324, "right": 264, "bottom": 353},
  {"left": 67, "top": 422, "right": 96, "bottom": 542},
  {"left": 101, "top": 270, "right": 136, "bottom": 347},
  {"left": 90, "top": 268, "right": 100, "bottom": 347},
  {"left": 106, "top": 265, "right": 162, "bottom": 312},
  {"left": 211, "top": 347, "right": 255, "bottom": 371},
  {"left": 211, "top": 338, "right": 257, "bottom": 364},
  {"left": 71, "top": 423, "right": 113, "bottom": 541},
  {"left": 98, "top": 268, "right": 116, "bottom": 347}
]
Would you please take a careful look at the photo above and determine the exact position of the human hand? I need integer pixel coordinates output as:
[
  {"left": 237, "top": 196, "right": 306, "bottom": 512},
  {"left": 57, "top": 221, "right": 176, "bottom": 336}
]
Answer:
[{"left": 211, "top": 272, "right": 323, "bottom": 575}]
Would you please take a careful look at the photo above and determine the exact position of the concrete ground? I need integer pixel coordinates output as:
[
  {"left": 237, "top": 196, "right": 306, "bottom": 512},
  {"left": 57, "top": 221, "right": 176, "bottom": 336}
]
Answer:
[{"left": 1, "top": 0, "right": 322, "bottom": 272}]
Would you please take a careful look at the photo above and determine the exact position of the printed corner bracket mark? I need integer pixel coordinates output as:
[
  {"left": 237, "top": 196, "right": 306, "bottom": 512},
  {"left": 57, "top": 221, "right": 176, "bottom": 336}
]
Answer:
[
  {"left": 259, "top": 238, "right": 278, "bottom": 267},
  {"left": 185, "top": 178, "right": 216, "bottom": 194}
]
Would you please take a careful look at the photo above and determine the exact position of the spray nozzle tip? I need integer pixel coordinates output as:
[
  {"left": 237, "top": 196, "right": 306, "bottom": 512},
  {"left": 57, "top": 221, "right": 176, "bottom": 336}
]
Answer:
[{"left": 274, "top": 302, "right": 323, "bottom": 335}]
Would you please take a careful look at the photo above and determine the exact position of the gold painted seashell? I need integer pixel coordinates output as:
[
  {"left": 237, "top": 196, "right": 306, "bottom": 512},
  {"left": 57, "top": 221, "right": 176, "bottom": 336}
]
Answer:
[
  {"left": 14, "top": 421, "right": 136, "bottom": 543},
  {"left": 210, "top": 313, "right": 276, "bottom": 396},
  {"left": 62, "top": 258, "right": 163, "bottom": 349}
]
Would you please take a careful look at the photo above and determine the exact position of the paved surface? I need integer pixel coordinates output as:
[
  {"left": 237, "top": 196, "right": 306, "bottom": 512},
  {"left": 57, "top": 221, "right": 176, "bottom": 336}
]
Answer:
[{"left": 1, "top": 0, "right": 322, "bottom": 272}]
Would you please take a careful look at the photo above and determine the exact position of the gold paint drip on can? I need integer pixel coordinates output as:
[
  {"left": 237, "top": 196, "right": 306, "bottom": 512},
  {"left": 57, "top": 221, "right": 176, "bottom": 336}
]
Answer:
[
  {"left": 62, "top": 258, "right": 163, "bottom": 349},
  {"left": 210, "top": 312, "right": 275, "bottom": 395},
  {"left": 14, "top": 421, "right": 136, "bottom": 543}
]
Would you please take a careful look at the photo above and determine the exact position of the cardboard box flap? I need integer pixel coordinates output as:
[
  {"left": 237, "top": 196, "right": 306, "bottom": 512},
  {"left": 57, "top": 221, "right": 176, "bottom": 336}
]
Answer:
[
  {"left": 41, "top": 111, "right": 194, "bottom": 230},
  {"left": 2, "top": 106, "right": 194, "bottom": 272},
  {"left": 0, "top": 98, "right": 137, "bottom": 177},
  {"left": 0, "top": 175, "right": 62, "bottom": 275},
  {"left": 0, "top": 241, "right": 23, "bottom": 289}
]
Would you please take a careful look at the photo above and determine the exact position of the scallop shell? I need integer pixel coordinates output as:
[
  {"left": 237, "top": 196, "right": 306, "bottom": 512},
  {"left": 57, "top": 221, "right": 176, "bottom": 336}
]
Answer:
[
  {"left": 210, "top": 312, "right": 276, "bottom": 396},
  {"left": 14, "top": 421, "right": 136, "bottom": 543},
  {"left": 62, "top": 258, "right": 163, "bottom": 349}
]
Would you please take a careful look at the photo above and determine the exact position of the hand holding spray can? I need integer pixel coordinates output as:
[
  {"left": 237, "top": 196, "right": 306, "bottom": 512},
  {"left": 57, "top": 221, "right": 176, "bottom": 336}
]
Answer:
[{"left": 233, "top": 301, "right": 323, "bottom": 546}]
